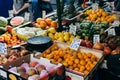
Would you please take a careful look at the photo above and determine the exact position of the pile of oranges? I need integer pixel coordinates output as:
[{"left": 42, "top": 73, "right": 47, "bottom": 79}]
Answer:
[
  {"left": 41, "top": 44, "right": 99, "bottom": 76},
  {"left": 85, "top": 9, "right": 119, "bottom": 23},
  {"left": 35, "top": 18, "right": 58, "bottom": 29}
]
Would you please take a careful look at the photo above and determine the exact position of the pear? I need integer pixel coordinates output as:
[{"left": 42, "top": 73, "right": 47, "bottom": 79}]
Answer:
[{"left": 58, "top": 37, "right": 64, "bottom": 42}]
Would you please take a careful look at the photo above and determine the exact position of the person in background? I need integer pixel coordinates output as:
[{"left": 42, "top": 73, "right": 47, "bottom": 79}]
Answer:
[
  {"left": 38, "top": 0, "right": 53, "bottom": 15},
  {"left": 114, "top": 0, "right": 120, "bottom": 11},
  {"left": 0, "top": 0, "right": 13, "bottom": 18},
  {"left": 29, "top": 0, "right": 42, "bottom": 21},
  {"left": 13, "top": 0, "right": 29, "bottom": 17}
]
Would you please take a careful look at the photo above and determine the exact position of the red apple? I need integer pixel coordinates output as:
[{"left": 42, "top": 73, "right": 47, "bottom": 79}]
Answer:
[
  {"left": 104, "top": 47, "right": 112, "bottom": 55},
  {"left": 56, "top": 66, "right": 64, "bottom": 76},
  {"left": 6, "top": 25, "right": 13, "bottom": 33},
  {"left": 39, "top": 70, "right": 49, "bottom": 80},
  {"left": 29, "top": 61, "right": 39, "bottom": 67}
]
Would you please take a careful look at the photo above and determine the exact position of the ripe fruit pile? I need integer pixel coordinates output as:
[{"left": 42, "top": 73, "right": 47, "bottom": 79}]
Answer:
[
  {"left": 35, "top": 18, "right": 58, "bottom": 29},
  {"left": 42, "top": 44, "right": 99, "bottom": 76},
  {"left": 85, "top": 9, "right": 119, "bottom": 23},
  {"left": 8, "top": 61, "right": 65, "bottom": 80},
  {"left": 0, "top": 33, "right": 25, "bottom": 47},
  {"left": 48, "top": 31, "right": 80, "bottom": 44},
  {"left": 0, "top": 48, "right": 31, "bottom": 65}
]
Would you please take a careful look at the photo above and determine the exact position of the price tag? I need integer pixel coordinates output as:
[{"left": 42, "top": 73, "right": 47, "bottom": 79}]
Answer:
[
  {"left": 0, "top": 69, "right": 7, "bottom": 78},
  {"left": 69, "top": 24, "right": 77, "bottom": 35},
  {"left": 112, "top": 20, "right": 120, "bottom": 27},
  {"left": 70, "top": 38, "right": 81, "bottom": 51},
  {"left": 93, "top": 34, "right": 100, "bottom": 44},
  {"left": 0, "top": 43, "right": 7, "bottom": 54},
  {"left": 108, "top": 28, "right": 116, "bottom": 35},
  {"left": 8, "top": 10, "right": 13, "bottom": 17},
  {"left": 92, "top": 3, "right": 98, "bottom": 11}
]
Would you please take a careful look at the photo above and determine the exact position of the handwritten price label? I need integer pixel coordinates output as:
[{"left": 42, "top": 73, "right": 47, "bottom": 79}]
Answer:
[
  {"left": 93, "top": 35, "right": 100, "bottom": 44},
  {"left": 70, "top": 38, "right": 81, "bottom": 51},
  {"left": 69, "top": 24, "right": 77, "bottom": 35},
  {"left": 108, "top": 28, "right": 116, "bottom": 35},
  {"left": 112, "top": 20, "right": 120, "bottom": 27},
  {"left": 0, "top": 43, "right": 7, "bottom": 54}
]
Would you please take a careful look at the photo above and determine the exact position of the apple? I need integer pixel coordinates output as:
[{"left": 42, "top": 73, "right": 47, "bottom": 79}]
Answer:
[
  {"left": 29, "top": 61, "right": 39, "bottom": 67},
  {"left": 36, "top": 65, "right": 46, "bottom": 73},
  {"left": 6, "top": 25, "right": 13, "bottom": 33}
]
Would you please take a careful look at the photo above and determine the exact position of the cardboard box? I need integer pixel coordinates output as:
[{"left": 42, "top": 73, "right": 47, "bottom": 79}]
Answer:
[
  {"left": 36, "top": 42, "right": 104, "bottom": 80},
  {"left": 0, "top": 54, "right": 65, "bottom": 80}
]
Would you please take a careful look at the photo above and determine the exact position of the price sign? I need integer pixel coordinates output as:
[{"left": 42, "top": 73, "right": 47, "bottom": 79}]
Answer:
[
  {"left": 112, "top": 20, "right": 120, "bottom": 27},
  {"left": 93, "top": 34, "right": 100, "bottom": 44},
  {"left": 70, "top": 38, "right": 81, "bottom": 51},
  {"left": 8, "top": 10, "right": 13, "bottom": 17},
  {"left": 69, "top": 24, "right": 77, "bottom": 35},
  {"left": 108, "top": 28, "right": 116, "bottom": 35},
  {"left": 92, "top": 3, "right": 98, "bottom": 11},
  {"left": 0, "top": 43, "right": 7, "bottom": 54}
]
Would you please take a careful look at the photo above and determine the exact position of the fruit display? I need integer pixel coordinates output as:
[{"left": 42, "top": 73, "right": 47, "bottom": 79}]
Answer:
[
  {"left": 77, "top": 20, "right": 108, "bottom": 41},
  {"left": 35, "top": 18, "right": 58, "bottom": 29},
  {"left": 8, "top": 61, "right": 65, "bottom": 80},
  {"left": 38, "top": 43, "right": 101, "bottom": 76},
  {"left": 0, "top": 47, "right": 31, "bottom": 65},
  {"left": 47, "top": 28, "right": 81, "bottom": 44},
  {"left": 85, "top": 8, "right": 119, "bottom": 24},
  {"left": 0, "top": 33, "right": 25, "bottom": 47}
]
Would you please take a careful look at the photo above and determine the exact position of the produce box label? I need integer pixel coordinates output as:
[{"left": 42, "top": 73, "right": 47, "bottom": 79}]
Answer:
[
  {"left": 108, "top": 28, "right": 116, "bottom": 35},
  {"left": 70, "top": 38, "right": 81, "bottom": 51},
  {"left": 0, "top": 42, "right": 7, "bottom": 54},
  {"left": 93, "top": 35, "right": 100, "bottom": 44},
  {"left": 69, "top": 24, "right": 77, "bottom": 35}
]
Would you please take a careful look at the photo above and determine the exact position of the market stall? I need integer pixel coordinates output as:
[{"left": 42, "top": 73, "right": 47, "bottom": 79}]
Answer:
[{"left": 0, "top": 0, "right": 120, "bottom": 80}]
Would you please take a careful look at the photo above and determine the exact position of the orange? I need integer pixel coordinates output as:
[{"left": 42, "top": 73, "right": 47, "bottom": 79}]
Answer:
[
  {"left": 50, "top": 59, "right": 56, "bottom": 63},
  {"left": 45, "top": 18, "right": 52, "bottom": 26},
  {"left": 50, "top": 21, "right": 58, "bottom": 28},
  {"left": 86, "top": 66, "right": 91, "bottom": 71},
  {"left": 40, "top": 21, "right": 47, "bottom": 29},
  {"left": 35, "top": 23, "right": 41, "bottom": 28},
  {"left": 78, "top": 54, "right": 83, "bottom": 60},
  {"left": 57, "top": 58, "right": 63, "bottom": 63},
  {"left": 74, "top": 59, "right": 80, "bottom": 64},
  {"left": 84, "top": 70, "right": 89, "bottom": 75},
  {"left": 36, "top": 18, "right": 44, "bottom": 24},
  {"left": 45, "top": 49, "right": 51, "bottom": 54},
  {"left": 63, "top": 62, "right": 68, "bottom": 67},
  {"left": 91, "top": 55, "right": 96, "bottom": 62},
  {"left": 80, "top": 60, "right": 86, "bottom": 66},
  {"left": 79, "top": 66, "right": 85, "bottom": 72},
  {"left": 68, "top": 60, "right": 73, "bottom": 66},
  {"left": 69, "top": 66, "right": 74, "bottom": 69},
  {"left": 74, "top": 68, "right": 79, "bottom": 71},
  {"left": 72, "top": 51, "right": 77, "bottom": 58},
  {"left": 87, "top": 53, "right": 92, "bottom": 58},
  {"left": 73, "top": 64, "right": 77, "bottom": 68}
]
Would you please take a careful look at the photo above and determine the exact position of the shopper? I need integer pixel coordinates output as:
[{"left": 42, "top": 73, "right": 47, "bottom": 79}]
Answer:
[
  {"left": 13, "top": 0, "right": 29, "bottom": 17},
  {"left": 38, "top": 0, "right": 53, "bottom": 14},
  {"left": 0, "top": 0, "right": 13, "bottom": 18},
  {"left": 29, "top": 0, "right": 42, "bottom": 21}
]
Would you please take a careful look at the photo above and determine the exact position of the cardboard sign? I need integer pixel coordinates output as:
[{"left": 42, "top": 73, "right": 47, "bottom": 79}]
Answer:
[
  {"left": 93, "top": 34, "right": 100, "bottom": 44},
  {"left": 0, "top": 43, "right": 7, "bottom": 54},
  {"left": 112, "top": 20, "right": 120, "bottom": 27},
  {"left": 70, "top": 38, "right": 81, "bottom": 51},
  {"left": 108, "top": 28, "right": 116, "bottom": 35},
  {"left": 69, "top": 24, "right": 77, "bottom": 35}
]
